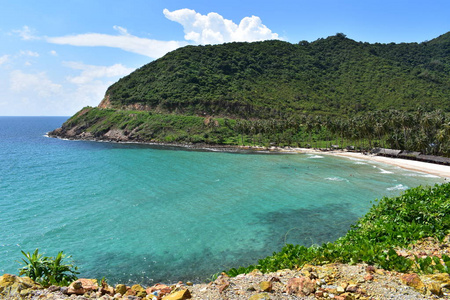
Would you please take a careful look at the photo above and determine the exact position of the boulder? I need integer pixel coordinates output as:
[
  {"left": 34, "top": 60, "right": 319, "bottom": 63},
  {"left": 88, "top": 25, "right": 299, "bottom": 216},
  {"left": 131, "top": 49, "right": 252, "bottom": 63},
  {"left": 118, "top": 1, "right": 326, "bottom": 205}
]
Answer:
[
  {"left": 0, "top": 274, "right": 42, "bottom": 298},
  {"left": 248, "top": 293, "right": 270, "bottom": 300},
  {"left": 345, "top": 284, "right": 359, "bottom": 293},
  {"left": 259, "top": 281, "right": 272, "bottom": 292},
  {"left": 315, "top": 264, "right": 338, "bottom": 283},
  {"left": 399, "top": 273, "right": 426, "bottom": 293},
  {"left": 286, "top": 276, "right": 315, "bottom": 296},
  {"left": 420, "top": 273, "right": 450, "bottom": 296},
  {"left": 162, "top": 288, "right": 191, "bottom": 300},
  {"left": 218, "top": 280, "right": 230, "bottom": 294},
  {"left": 67, "top": 278, "right": 98, "bottom": 295},
  {"left": 363, "top": 274, "right": 374, "bottom": 281},
  {"left": 146, "top": 283, "right": 172, "bottom": 298},
  {"left": 131, "top": 284, "right": 146, "bottom": 297},
  {"left": 115, "top": 283, "right": 127, "bottom": 295},
  {"left": 99, "top": 281, "right": 115, "bottom": 296},
  {"left": 421, "top": 273, "right": 450, "bottom": 288}
]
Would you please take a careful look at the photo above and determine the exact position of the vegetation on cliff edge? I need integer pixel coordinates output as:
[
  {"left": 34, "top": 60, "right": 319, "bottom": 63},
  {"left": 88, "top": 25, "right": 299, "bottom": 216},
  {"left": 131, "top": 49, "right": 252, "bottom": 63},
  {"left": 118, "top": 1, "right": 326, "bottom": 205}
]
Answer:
[{"left": 226, "top": 182, "right": 450, "bottom": 277}]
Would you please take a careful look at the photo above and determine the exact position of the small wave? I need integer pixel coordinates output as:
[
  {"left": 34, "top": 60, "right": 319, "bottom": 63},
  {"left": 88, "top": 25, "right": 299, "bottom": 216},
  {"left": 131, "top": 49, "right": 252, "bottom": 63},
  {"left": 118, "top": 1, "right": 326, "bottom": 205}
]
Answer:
[
  {"left": 404, "top": 172, "right": 439, "bottom": 178},
  {"left": 325, "top": 177, "right": 349, "bottom": 182},
  {"left": 378, "top": 168, "right": 393, "bottom": 174},
  {"left": 347, "top": 157, "right": 365, "bottom": 162},
  {"left": 308, "top": 155, "right": 324, "bottom": 159},
  {"left": 422, "top": 174, "right": 440, "bottom": 178},
  {"left": 354, "top": 162, "right": 368, "bottom": 165},
  {"left": 387, "top": 184, "right": 408, "bottom": 191}
]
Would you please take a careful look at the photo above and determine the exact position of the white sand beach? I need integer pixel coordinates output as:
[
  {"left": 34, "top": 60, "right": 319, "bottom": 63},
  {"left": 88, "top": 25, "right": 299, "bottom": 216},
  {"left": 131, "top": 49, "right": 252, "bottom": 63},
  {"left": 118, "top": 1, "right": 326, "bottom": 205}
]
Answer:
[
  {"left": 289, "top": 148, "right": 450, "bottom": 179},
  {"left": 331, "top": 151, "right": 450, "bottom": 179}
]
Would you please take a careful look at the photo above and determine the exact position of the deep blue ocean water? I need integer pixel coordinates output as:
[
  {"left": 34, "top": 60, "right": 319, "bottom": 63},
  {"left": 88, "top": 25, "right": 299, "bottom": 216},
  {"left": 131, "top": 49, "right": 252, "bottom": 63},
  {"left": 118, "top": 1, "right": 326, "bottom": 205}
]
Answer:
[{"left": 0, "top": 117, "right": 445, "bottom": 285}]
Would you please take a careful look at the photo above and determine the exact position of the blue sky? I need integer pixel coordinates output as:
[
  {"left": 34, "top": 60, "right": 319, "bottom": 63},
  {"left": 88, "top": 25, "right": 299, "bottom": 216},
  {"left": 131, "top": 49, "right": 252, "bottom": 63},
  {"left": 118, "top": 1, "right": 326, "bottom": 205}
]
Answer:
[{"left": 1, "top": 0, "right": 449, "bottom": 116}]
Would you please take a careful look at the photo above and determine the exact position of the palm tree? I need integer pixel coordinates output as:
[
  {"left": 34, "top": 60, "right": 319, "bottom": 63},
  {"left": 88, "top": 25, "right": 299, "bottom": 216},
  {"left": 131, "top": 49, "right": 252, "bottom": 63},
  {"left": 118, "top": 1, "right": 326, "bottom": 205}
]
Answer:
[
  {"left": 436, "top": 121, "right": 450, "bottom": 156},
  {"left": 305, "top": 117, "right": 314, "bottom": 148}
]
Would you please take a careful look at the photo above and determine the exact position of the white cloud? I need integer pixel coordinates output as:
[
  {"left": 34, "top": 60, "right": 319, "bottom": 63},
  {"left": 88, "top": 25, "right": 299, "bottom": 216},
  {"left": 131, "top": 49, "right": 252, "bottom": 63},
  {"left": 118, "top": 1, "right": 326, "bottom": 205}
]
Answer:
[
  {"left": 62, "top": 62, "right": 135, "bottom": 112},
  {"left": 13, "top": 26, "right": 40, "bottom": 40},
  {"left": 0, "top": 55, "right": 9, "bottom": 65},
  {"left": 69, "top": 80, "right": 112, "bottom": 112},
  {"left": 44, "top": 9, "right": 279, "bottom": 58},
  {"left": 10, "top": 70, "right": 62, "bottom": 98},
  {"left": 5, "top": 64, "right": 128, "bottom": 115},
  {"left": 3, "top": 70, "right": 68, "bottom": 115},
  {"left": 112, "top": 25, "right": 129, "bottom": 36},
  {"left": 50, "top": 50, "right": 58, "bottom": 56},
  {"left": 163, "top": 8, "right": 280, "bottom": 44},
  {"left": 46, "top": 26, "right": 187, "bottom": 59},
  {"left": 63, "top": 61, "right": 135, "bottom": 85},
  {"left": 20, "top": 50, "right": 39, "bottom": 57}
]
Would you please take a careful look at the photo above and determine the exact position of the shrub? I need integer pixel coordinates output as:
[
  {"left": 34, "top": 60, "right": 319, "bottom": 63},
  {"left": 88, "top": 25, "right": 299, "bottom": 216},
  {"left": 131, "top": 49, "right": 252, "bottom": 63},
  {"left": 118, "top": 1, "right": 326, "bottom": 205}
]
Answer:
[{"left": 18, "top": 249, "right": 79, "bottom": 286}]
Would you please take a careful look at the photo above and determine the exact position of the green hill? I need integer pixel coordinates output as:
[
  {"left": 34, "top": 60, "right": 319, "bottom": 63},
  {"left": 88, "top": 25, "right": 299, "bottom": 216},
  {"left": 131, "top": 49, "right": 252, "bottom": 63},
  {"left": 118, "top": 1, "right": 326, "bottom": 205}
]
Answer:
[
  {"left": 50, "top": 32, "right": 450, "bottom": 155},
  {"left": 101, "top": 32, "right": 450, "bottom": 117}
]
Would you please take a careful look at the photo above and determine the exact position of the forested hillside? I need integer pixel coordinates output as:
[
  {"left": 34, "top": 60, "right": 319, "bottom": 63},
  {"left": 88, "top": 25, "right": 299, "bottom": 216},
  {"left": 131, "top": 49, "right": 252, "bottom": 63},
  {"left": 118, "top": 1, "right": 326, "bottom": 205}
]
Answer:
[{"left": 102, "top": 32, "right": 450, "bottom": 118}]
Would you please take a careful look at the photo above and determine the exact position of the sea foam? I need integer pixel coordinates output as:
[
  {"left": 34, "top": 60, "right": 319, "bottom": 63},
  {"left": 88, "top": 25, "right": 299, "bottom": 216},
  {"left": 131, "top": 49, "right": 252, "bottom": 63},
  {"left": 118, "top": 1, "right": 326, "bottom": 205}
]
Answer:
[
  {"left": 387, "top": 184, "right": 408, "bottom": 191},
  {"left": 325, "top": 177, "right": 349, "bottom": 182}
]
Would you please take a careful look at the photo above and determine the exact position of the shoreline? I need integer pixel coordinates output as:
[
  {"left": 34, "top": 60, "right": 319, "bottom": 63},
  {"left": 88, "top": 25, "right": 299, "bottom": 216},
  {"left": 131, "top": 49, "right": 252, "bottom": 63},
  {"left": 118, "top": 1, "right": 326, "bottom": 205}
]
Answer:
[
  {"left": 329, "top": 151, "right": 450, "bottom": 179},
  {"left": 48, "top": 134, "right": 450, "bottom": 179},
  {"left": 276, "top": 147, "right": 450, "bottom": 179}
]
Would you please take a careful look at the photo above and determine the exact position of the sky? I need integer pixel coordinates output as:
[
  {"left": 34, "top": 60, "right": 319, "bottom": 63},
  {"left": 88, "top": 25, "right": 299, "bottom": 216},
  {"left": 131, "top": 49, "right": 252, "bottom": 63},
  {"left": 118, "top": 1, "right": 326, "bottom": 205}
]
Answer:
[{"left": 0, "top": 0, "right": 449, "bottom": 116}]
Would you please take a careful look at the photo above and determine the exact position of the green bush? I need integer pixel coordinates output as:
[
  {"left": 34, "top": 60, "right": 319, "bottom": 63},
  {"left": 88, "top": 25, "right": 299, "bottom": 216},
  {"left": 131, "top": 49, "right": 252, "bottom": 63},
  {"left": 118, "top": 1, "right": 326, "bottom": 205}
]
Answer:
[{"left": 18, "top": 249, "right": 79, "bottom": 286}]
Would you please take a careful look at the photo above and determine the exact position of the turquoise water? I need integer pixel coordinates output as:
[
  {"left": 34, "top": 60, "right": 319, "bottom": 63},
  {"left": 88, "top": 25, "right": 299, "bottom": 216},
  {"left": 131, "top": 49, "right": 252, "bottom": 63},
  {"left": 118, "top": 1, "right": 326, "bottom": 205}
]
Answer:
[{"left": 0, "top": 117, "right": 445, "bottom": 285}]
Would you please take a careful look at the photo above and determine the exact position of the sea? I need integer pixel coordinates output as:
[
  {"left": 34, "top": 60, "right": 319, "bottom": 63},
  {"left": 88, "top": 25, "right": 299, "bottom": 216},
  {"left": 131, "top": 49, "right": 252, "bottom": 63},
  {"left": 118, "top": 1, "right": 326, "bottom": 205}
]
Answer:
[{"left": 0, "top": 117, "right": 446, "bottom": 285}]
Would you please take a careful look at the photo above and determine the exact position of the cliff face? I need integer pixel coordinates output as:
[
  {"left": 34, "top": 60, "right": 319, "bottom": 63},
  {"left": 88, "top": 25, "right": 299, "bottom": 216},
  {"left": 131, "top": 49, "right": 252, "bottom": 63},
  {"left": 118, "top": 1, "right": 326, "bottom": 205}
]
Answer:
[
  {"left": 48, "top": 107, "right": 237, "bottom": 145},
  {"left": 49, "top": 107, "right": 147, "bottom": 143},
  {"left": 97, "top": 95, "right": 111, "bottom": 109},
  {"left": 98, "top": 94, "right": 153, "bottom": 111}
]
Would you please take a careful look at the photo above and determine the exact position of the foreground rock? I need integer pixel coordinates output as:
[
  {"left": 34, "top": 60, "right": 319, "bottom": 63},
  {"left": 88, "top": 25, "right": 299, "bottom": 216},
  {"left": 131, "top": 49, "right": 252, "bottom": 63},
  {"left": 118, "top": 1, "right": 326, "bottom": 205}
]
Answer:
[
  {"left": 0, "top": 274, "right": 42, "bottom": 299},
  {"left": 5, "top": 235, "right": 450, "bottom": 299},
  {"left": 3, "top": 264, "right": 446, "bottom": 300}
]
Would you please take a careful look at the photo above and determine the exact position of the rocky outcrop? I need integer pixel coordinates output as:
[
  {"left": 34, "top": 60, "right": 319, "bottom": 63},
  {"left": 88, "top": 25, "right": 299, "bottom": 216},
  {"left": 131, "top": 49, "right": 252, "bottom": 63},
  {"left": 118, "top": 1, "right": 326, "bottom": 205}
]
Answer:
[
  {"left": 0, "top": 274, "right": 42, "bottom": 299},
  {"left": 49, "top": 125, "right": 131, "bottom": 143},
  {"left": 98, "top": 94, "right": 111, "bottom": 109}
]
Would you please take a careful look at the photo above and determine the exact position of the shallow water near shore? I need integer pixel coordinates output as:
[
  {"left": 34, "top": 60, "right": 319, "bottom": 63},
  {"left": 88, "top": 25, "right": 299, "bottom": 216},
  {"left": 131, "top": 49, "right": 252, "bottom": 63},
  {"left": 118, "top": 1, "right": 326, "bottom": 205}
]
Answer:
[{"left": 0, "top": 117, "right": 446, "bottom": 285}]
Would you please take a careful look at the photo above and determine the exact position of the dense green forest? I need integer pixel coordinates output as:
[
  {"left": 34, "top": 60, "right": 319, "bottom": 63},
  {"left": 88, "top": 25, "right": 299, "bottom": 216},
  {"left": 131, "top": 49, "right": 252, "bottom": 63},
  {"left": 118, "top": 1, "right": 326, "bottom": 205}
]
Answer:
[
  {"left": 52, "top": 31, "right": 450, "bottom": 156},
  {"left": 103, "top": 31, "right": 450, "bottom": 117}
]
